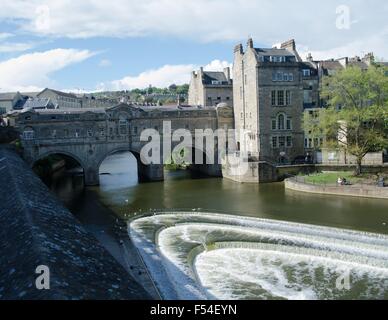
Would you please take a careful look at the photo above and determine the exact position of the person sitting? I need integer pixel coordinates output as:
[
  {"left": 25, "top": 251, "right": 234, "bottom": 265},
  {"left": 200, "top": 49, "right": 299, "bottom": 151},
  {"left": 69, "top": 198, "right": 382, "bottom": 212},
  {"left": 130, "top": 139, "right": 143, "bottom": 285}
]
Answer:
[{"left": 337, "top": 177, "right": 343, "bottom": 185}]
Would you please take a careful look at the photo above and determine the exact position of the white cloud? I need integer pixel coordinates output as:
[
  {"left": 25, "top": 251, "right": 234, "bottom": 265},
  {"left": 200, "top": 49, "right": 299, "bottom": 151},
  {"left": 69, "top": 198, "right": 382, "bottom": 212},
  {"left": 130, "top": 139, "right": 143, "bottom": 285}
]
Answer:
[
  {"left": 98, "top": 59, "right": 112, "bottom": 67},
  {"left": 0, "top": 33, "right": 13, "bottom": 40},
  {"left": 0, "top": 0, "right": 387, "bottom": 59},
  {"left": 0, "top": 49, "right": 95, "bottom": 92},
  {"left": 98, "top": 59, "right": 231, "bottom": 90}
]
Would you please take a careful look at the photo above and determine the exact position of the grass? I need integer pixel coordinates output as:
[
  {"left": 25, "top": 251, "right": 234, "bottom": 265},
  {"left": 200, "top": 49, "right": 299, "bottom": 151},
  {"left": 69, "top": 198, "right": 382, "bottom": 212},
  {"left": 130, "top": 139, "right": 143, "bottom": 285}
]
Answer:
[{"left": 303, "top": 171, "right": 367, "bottom": 185}]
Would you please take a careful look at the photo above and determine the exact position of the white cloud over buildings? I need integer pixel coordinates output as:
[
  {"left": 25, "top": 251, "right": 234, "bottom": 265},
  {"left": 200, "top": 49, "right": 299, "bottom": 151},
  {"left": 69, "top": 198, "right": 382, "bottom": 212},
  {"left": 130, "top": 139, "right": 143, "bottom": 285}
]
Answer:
[{"left": 0, "top": 49, "right": 95, "bottom": 92}]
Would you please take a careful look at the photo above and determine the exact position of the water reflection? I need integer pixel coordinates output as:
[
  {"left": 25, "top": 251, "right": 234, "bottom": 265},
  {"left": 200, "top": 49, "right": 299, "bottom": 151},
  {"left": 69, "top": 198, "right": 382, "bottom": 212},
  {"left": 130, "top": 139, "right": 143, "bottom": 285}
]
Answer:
[{"left": 50, "top": 151, "right": 388, "bottom": 235}]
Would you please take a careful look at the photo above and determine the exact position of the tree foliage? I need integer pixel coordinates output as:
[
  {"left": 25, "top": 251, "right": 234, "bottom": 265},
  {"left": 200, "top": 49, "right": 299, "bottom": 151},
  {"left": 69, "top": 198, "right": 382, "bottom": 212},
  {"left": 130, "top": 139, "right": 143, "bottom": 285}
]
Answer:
[{"left": 307, "top": 65, "right": 388, "bottom": 174}]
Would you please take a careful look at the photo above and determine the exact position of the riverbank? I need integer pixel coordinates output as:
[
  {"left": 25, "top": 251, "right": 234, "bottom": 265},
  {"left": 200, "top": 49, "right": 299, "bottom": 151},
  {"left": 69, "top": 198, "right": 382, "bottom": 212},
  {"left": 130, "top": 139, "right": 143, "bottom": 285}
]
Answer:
[{"left": 285, "top": 176, "right": 388, "bottom": 200}]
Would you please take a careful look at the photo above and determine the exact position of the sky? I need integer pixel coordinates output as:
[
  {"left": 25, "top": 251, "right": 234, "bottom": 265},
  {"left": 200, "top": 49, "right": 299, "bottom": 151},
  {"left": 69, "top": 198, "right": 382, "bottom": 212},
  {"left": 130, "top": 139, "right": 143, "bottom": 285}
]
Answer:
[{"left": 0, "top": 0, "right": 387, "bottom": 93}]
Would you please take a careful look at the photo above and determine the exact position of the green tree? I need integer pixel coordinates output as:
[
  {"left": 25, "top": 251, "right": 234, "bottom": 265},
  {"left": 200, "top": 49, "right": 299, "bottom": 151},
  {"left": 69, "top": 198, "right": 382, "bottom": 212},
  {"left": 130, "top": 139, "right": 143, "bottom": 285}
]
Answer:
[{"left": 314, "top": 65, "right": 388, "bottom": 175}]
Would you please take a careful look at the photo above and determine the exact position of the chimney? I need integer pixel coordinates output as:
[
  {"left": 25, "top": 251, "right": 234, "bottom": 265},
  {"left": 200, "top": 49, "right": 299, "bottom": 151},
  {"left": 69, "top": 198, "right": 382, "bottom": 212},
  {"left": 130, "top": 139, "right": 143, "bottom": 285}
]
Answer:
[
  {"left": 199, "top": 66, "right": 204, "bottom": 75},
  {"left": 234, "top": 43, "right": 243, "bottom": 54},
  {"left": 306, "top": 53, "right": 313, "bottom": 62},
  {"left": 280, "top": 39, "right": 296, "bottom": 51},
  {"left": 362, "top": 52, "right": 375, "bottom": 66},
  {"left": 224, "top": 67, "right": 230, "bottom": 82},
  {"left": 247, "top": 37, "right": 253, "bottom": 49}
]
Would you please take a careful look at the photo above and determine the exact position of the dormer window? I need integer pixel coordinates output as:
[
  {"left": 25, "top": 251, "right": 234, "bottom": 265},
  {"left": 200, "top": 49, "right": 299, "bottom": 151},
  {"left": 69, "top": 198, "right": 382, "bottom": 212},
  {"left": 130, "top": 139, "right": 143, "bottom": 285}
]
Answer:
[
  {"left": 303, "top": 69, "right": 311, "bottom": 77},
  {"left": 270, "top": 56, "right": 286, "bottom": 63}
]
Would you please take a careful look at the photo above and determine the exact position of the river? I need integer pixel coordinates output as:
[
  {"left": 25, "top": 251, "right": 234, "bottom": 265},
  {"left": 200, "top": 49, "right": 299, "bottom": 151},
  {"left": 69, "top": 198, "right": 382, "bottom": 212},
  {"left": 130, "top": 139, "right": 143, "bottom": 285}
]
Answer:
[{"left": 47, "top": 151, "right": 388, "bottom": 300}]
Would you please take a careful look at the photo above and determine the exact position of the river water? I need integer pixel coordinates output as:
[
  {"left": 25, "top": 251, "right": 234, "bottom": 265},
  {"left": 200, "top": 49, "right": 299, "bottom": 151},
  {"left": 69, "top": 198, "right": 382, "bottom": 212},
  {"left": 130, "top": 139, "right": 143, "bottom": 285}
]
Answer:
[{"left": 48, "top": 152, "right": 388, "bottom": 300}]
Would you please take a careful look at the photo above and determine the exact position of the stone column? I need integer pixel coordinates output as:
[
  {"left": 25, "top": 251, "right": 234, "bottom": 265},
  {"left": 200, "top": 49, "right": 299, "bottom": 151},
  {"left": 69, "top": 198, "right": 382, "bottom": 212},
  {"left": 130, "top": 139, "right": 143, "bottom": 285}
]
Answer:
[
  {"left": 84, "top": 167, "right": 99, "bottom": 186},
  {"left": 138, "top": 163, "right": 164, "bottom": 182}
]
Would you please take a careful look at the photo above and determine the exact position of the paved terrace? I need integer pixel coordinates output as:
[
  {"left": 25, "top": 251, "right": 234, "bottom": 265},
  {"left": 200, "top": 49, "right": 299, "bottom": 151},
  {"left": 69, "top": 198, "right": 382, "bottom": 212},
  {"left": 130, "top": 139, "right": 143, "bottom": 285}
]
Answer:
[{"left": 0, "top": 146, "right": 150, "bottom": 299}]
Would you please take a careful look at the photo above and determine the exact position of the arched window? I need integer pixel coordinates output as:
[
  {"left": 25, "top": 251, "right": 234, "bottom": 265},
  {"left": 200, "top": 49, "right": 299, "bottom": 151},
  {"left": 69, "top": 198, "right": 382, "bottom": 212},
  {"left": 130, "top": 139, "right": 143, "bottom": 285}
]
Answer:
[{"left": 277, "top": 114, "right": 285, "bottom": 130}]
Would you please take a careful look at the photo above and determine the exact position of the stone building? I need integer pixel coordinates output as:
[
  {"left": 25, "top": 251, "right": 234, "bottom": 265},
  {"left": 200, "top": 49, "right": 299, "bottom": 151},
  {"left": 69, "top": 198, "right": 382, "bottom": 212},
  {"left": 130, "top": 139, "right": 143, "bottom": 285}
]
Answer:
[
  {"left": 0, "top": 92, "right": 27, "bottom": 114},
  {"left": 188, "top": 67, "right": 233, "bottom": 107},
  {"left": 232, "top": 38, "right": 305, "bottom": 164},
  {"left": 37, "top": 88, "right": 82, "bottom": 109}
]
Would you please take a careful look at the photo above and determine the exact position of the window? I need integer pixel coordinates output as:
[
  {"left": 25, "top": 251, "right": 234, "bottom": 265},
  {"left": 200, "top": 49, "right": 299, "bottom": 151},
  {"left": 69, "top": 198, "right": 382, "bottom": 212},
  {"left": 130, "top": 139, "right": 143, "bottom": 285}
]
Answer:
[
  {"left": 100, "top": 128, "right": 105, "bottom": 136},
  {"left": 279, "top": 136, "right": 286, "bottom": 147},
  {"left": 272, "top": 136, "right": 277, "bottom": 148},
  {"left": 303, "top": 69, "right": 311, "bottom": 77},
  {"left": 289, "top": 73, "right": 294, "bottom": 81},
  {"left": 277, "top": 91, "right": 284, "bottom": 106},
  {"left": 23, "top": 129, "right": 34, "bottom": 140},
  {"left": 286, "top": 91, "right": 291, "bottom": 105},
  {"left": 75, "top": 129, "right": 80, "bottom": 138},
  {"left": 119, "top": 119, "right": 128, "bottom": 135},
  {"left": 283, "top": 73, "right": 289, "bottom": 81},
  {"left": 286, "top": 118, "right": 292, "bottom": 130},
  {"left": 276, "top": 72, "right": 283, "bottom": 81},
  {"left": 51, "top": 130, "right": 57, "bottom": 138},
  {"left": 286, "top": 136, "right": 292, "bottom": 147},
  {"left": 304, "top": 138, "right": 308, "bottom": 148},
  {"left": 217, "top": 97, "right": 221, "bottom": 100},
  {"left": 226, "top": 97, "right": 230, "bottom": 100},
  {"left": 271, "top": 91, "right": 276, "bottom": 106},
  {"left": 278, "top": 114, "right": 285, "bottom": 130},
  {"left": 271, "top": 119, "right": 276, "bottom": 130},
  {"left": 87, "top": 129, "right": 93, "bottom": 137}
]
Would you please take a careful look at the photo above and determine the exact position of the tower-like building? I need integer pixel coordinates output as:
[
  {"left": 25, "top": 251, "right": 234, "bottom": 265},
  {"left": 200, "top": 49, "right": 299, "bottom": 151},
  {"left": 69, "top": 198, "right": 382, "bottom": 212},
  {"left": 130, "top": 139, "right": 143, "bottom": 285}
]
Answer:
[{"left": 232, "top": 38, "right": 305, "bottom": 164}]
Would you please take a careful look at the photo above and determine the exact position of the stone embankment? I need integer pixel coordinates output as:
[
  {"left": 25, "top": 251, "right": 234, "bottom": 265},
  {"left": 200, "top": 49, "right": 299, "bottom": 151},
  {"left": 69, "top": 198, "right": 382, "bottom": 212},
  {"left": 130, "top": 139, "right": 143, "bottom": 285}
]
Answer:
[
  {"left": 0, "top": 146, "right": 150, "bottom": 299},
  {"left": 285, "top": 176, "right": 388, "bottom": 200}
]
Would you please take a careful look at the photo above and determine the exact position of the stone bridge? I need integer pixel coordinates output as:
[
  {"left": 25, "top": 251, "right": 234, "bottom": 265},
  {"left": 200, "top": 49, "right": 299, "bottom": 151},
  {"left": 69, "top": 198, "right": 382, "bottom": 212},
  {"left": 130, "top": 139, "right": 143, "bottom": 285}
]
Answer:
[{"left": 15, "top": 103, "right": 234, "bottom": 185}]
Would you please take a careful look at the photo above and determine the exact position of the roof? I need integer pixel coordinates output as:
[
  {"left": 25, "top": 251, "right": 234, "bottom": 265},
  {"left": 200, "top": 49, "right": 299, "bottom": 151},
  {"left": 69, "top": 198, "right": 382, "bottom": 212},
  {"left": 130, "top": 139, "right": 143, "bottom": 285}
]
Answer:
[
  {"left": 255, "top": 48, "right": 295, "bottom": 57},
  {"left": 202, "top": 71, "right": 230, "bottom": 85},
  {"left": 0, "top": 92, "right": 19, "bottom": 101},
  {"left": 347, "top": 61, "right": 369, "bottom": 70},
  {"left": 38, "top": 88, "right": 79, "bottom": 99},
  {"left": 137, "top": 104, "right": 217, "bottom": 112},
  {"left": 30, "top": 108, "right": 106, "bottom": 115},
  {"left": 319, "top": 60, "right": 344, "bottom": 70},
  {"left": 23, "top": 98, "right": 52, "bottom": 109}
]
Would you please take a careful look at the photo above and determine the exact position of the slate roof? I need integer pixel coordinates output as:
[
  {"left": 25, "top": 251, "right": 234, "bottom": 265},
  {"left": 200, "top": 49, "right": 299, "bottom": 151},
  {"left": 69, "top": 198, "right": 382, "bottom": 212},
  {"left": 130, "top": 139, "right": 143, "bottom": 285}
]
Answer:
[
  {"left": 202, "top": 71, "right": 230, "bottom": 85},
  {"left": 255, "top": 48, "right": 295, "bottom": 57},
  {"left": 0, "top": 92, "right": 18, "bottom": 101},
  {"left": 38, "top": 88, "right": 79, "bottom": 99},
  {"left": 22, "top": 98, "right": 53, "bottom": 109}
]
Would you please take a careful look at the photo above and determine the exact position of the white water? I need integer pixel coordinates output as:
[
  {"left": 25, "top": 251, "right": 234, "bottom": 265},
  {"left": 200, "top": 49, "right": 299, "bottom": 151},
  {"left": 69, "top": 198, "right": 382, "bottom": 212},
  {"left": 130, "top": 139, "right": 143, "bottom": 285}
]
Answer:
[{"left": 129, "top": 212, "right": 388, "bottom": 300}]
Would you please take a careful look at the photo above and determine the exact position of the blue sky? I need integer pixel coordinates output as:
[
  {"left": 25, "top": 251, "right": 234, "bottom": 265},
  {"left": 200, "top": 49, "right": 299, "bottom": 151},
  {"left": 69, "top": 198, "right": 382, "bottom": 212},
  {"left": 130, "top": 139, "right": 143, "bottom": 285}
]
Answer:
[{"left": 0, "top": 0, "right": 387, "bottom": 92}]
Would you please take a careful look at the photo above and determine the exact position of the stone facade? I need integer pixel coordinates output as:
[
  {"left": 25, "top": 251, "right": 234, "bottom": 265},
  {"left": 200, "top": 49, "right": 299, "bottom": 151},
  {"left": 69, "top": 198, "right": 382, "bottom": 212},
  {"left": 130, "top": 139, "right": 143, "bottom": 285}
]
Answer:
[
  {"left": 233, "top": 38, "right": 305, "bottom": 165},
  {"left": 15, "top": 103, "right": 234, "bottom": 186},
  {"left": 188, "top": 67, "right": 233, "bottom": 107}
]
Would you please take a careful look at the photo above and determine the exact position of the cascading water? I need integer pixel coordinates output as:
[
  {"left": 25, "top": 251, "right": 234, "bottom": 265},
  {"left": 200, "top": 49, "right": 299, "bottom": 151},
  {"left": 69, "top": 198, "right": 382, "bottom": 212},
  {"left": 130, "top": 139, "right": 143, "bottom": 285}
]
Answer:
[{"left": 129, "top": 212, "right": 388, "bottom": 300}]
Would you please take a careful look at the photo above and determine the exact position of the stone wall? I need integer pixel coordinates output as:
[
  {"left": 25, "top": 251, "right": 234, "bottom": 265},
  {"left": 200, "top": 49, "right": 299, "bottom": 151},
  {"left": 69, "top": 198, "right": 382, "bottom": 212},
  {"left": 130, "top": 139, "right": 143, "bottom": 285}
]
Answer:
[
  {"left": 285, "top": 177, "right": 388, "bottom": 200},
  {"left": 0, "top": 147, "right": 150, "bottom": 299}
]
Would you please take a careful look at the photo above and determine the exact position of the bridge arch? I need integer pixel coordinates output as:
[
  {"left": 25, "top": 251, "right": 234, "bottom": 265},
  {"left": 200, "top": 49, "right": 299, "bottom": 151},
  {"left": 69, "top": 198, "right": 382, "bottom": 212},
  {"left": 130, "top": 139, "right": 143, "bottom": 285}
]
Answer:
[{"left": 31, "top": 150, "right": 87, "bottom": 185}]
